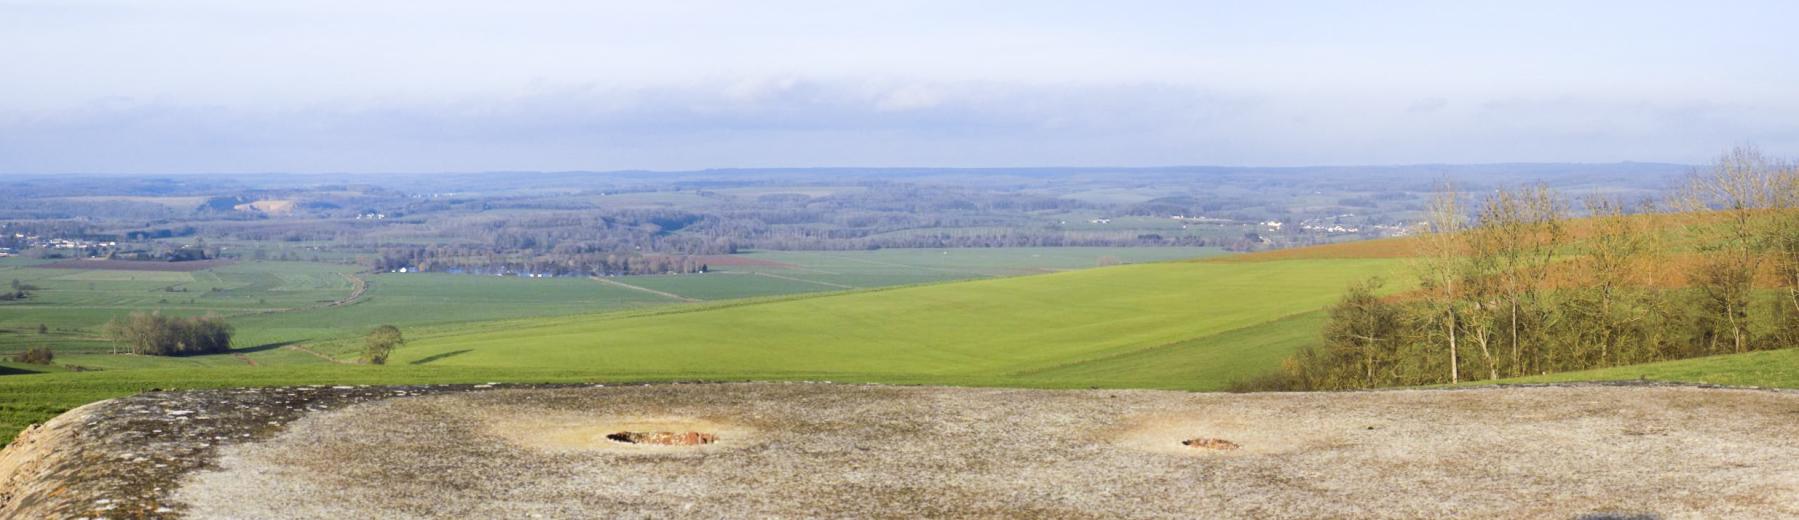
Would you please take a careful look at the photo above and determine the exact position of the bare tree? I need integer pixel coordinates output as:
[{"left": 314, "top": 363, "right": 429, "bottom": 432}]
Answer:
[
  {"left": 1765, "top": 160, "right": 1799, "bottom": 345},
  {"left": 1676, "top": 146, "right": 1778, "bottom": 354},
  {"left": 1413, "top": 183, "right": 1466, "bottom": 383}
]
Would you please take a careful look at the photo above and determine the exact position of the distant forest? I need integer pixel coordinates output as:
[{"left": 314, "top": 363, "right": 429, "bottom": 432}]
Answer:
[{"left": 0, "top": 164, "right": 1684, "bottom": 277}]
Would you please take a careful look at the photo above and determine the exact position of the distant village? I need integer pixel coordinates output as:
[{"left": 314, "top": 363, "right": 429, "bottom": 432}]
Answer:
[
  {"left": 1065, "top": 214, "right": 1416, "bottom": 238},
  {"left": 0, "top": 232, "right": 119, "bottom": 258},
  {"left": 1, "top": 232, "right": 214, "bottom": 262}
]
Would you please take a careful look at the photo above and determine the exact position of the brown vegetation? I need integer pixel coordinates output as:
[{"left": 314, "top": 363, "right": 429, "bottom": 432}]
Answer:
[
  {"left": 1210, "top": 236, "right": 1420, "bottom": 262},
  {"left": 1249, "top": 146, "right": 1799, "bottom": 390}
]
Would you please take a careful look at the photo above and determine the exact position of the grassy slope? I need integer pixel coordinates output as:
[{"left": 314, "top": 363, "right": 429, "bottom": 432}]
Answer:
[
  {"left": 0, "top": 255, "right": 1396, "bottom": 442},
  {"left": 0, "top": 247, "right": 1226, "bottom": 353},
  {"left": 228, "top": 273, "right": 672, "bottom": 349},
  {"left": 1010, "top": 311, "right": 1329, "bottom": 389},
  {"left": 1498, "top": 349, "right": 1799, "bottom": 388},
  {"left": 396, "top": 258, "right": 1398, "bottom": 381}
]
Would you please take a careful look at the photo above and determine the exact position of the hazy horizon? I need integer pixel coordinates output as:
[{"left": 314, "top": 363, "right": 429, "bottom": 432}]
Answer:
[
  {"left": 0, "top": 161, "right": 1702, "bottom": 179},
  {"left": 4, "top": 1, "right": 1795, "bottom": 174}
]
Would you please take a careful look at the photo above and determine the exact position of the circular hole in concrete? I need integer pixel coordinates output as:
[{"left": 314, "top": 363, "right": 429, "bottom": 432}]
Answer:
[
  {"left": 605, "top": 431, "right": 718, "bottom": 446},
  {"left": 1181, "top": 437, "right": 1240, "bottom": 451}
]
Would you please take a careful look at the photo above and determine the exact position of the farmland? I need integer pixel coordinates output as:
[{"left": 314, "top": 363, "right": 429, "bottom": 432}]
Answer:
[
  {"left": 0, "top": 247, "right": 1222, "bottom": 364},
  {"left": 15, "top": 221, "right": 1799, "bottom": 446},
  {"left": 0, "top": 249, "right": 1375, "bottom": 442},
  {"left": 394, "top": 257, "right": 1399, "bottom": 388}
]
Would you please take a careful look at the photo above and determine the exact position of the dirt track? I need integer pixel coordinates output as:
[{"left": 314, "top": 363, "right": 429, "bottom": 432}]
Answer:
[{"left": 154, "top": 383, "right": 1799, "bottom": 519}]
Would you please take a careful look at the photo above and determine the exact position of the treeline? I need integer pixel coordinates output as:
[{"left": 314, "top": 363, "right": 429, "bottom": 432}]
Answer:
[
  {"left": 745, "top": 231, "right": 1222, "bottom": 251},
  {"left": 1247, "top": 147, "right": 1799, "bottom": 390},
  {"left": 366, "top": 247, "right": 709, "bottom": 276},
  {"left": 201, "top": 186, "right": 1224, "bottom": 256},
  {"left": 6, "top": 177, "right": 1374, "bottom": 269},
  {"left": 102, "top": 311, "right": 234, "bottom": 356}
]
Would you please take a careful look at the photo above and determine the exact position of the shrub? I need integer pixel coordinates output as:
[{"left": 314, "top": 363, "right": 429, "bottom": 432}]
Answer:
[
  {"left": 12, "top": 347, "right": 53, "bottom": 365},
  {"left": 363, "top": 325, "right": 405, "bottom": 365}
]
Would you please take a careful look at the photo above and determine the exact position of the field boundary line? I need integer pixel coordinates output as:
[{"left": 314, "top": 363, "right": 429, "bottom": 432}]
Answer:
[
  {"left": 813, "top": 253, "right": 985, "bottom": 275},
  {"left": 589, "top": 276, "right": 701, "bottom": 302},
  {"left": 285, "top": 344, "right": 347, "bottom": 364},
  {"left": 749, "top": 271, "right": 857, "bottom": 290}
]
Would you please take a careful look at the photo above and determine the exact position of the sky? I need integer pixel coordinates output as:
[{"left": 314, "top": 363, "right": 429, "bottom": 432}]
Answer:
[{"left": 2, "top": 0, "right": 1796, "bottom": 173}]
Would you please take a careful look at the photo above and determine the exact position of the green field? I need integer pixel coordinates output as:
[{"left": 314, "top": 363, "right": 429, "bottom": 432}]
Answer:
[
  {"left": 0, "top": 261, "right": 356, "bottom": 353},
  {"left": 561, "top": 247, "right": 1227, "bottom": 302},
  {"left": 8, "top": 239, "right": 1799, "bottom": 445},
  {"left": 393, "top": 258, "right": 1396, "bottom": 388},
  {"left": 1499, "top": 349, "right": 1799, "bottom": 388},
  {"left": 1, "top": 247, "right": 1225, "bottom": 361},
  {"left": 0, "top": 249, "right": 1380, "bottom": 442}
]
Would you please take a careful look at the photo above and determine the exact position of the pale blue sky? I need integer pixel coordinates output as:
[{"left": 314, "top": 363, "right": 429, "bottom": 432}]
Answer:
[{"left": 2, "top": 0, "right": 1795, "bottom": 173}]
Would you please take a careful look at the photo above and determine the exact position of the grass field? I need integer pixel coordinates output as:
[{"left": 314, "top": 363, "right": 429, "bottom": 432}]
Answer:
[
  {"left": 0, "top": 261, "right": 357, "bottom": 348},
  {"left": 0, "top": 250, "right": 1372, "bottom": 442},
  {"left": 1498, "top": 349, "right": 1799, "bottom": 388},
  {"left": 7, "top": 236, "right": 1797, "bottom": 445},
  {"left": 675, "top": 246, "right": 1228, "bottom": 295},
  {"left": 1, "top": 247, "right": 1224, "bottom": 359},
  {"left": 392, "top": 258, "right": 1399, "bottom": 386}
]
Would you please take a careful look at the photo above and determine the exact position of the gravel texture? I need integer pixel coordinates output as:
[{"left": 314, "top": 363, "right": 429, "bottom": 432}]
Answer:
[
  {"left": 155, "top": 383, "right": 1799, "bottom": 519},
  {"left": 0, "top": 383, "right": 546, "bottom": 519}
]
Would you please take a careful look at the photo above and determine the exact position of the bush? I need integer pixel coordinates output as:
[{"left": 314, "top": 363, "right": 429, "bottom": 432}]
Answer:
[
  {"left": 102, "top": 311, "right": 234, "bottom": 356},
  {"left": 12, "top": 347, "right": 53, "bottom": 365},
  {"left": 363, "top": 325, "right": 404, "bottom": 365}
]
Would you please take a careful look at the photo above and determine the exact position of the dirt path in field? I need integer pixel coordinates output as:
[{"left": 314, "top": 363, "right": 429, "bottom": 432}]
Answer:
[
  {"left": 587, "top": 276, "right": 700, "bottom": 302},
  {"left": 237, "top": 272, "right": 369, "bottom": 318},
  {"left": 326, "top": 273, "right": 366, "bottom": 307},
  {"left": 229, "top": 354, "right": 256, "bottom": 366},
  {"left": 282, "top": 344, "right": 345, "bottom": 364}
]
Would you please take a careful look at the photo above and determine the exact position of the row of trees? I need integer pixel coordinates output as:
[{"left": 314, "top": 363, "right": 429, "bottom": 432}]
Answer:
[
  {"left": 94, "top": 312, "right": 403, "bottom": 365},
  {"left": 366, "top": 247, "right": 712, "bottom": 276},
  {"left": 101, "top": 311, "right": 234, "bottom": 356},
  {"left": 1253, "top": 147, "right": 1799, "bottom": 390}
]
